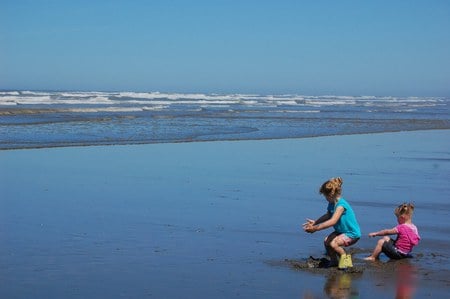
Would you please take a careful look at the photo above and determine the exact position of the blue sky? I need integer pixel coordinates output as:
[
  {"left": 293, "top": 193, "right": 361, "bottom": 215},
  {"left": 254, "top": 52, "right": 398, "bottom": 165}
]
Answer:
[{"left": 1, "top": 0, "right": 449, "bottom": 96}]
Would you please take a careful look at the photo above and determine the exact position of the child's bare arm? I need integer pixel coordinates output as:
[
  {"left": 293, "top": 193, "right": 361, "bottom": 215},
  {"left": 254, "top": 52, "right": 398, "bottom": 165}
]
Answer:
[
  {"left": 303, "top": 212, "right": 330, "bottom": 227},
  {"left": 368, "top": 228, "right": 397, "bottom": 237},
  {"left": 305, "top": 208, "right": 342, "bottom": 233},
  {"left": 303, "top": 212, "right": 332, "bottom": 233},
  {"left": 315, "top": 212, "right": 331, "bottom": 225}
]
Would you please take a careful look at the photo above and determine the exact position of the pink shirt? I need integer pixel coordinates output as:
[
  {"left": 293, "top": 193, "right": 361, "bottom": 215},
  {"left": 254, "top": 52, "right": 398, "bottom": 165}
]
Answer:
[{"left": 394, "top": 223, "right": 420, "bottom": 254}]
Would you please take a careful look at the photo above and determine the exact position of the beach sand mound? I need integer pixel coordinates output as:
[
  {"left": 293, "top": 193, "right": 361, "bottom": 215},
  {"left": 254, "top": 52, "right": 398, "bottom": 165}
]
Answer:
[{"left": 285, "top": 256, "right": 365, "bottom": 275}]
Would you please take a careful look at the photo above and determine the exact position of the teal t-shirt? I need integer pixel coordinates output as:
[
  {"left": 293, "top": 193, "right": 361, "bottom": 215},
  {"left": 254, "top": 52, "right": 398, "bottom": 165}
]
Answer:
[{"left": 327, "top": 198, "right": 361, "bottom": 239}]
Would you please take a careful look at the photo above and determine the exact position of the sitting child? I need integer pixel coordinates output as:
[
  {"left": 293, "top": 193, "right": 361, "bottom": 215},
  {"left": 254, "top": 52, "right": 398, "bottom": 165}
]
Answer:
[{"left": 364, "top": 203, "right": 420, "bottom": 261}]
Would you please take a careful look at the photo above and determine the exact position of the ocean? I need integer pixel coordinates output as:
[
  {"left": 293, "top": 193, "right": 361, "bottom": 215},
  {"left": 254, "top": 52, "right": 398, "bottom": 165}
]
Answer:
[{"left": 1, "top": 90, "right": 449, "bottom": 149}]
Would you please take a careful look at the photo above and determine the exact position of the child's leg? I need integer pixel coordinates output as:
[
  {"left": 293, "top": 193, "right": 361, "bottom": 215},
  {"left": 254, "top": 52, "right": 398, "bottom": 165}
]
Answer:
[
  {"left": 381, "top": 239, "right": 407, "bottom": 260},
  {"left": 324, "top": 232, "right": 340, "bottom": 265},
  {"left": 329, "top": 234, "right": 358, "bottom": 256},
  {"left": 330, "top": 234, "right": 359, "bottom": 269},
  {"left": 364, "top": 236, "right": 390, "bottom": 261}
]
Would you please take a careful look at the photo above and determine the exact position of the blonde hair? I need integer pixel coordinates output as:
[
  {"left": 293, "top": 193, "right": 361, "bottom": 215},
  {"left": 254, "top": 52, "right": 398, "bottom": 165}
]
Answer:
[
  {"left": 395, "top": 203, "right": 415, "bottom": 217},
  {"left": 319, "top": 177, "right": 343, "bottom": 199}
]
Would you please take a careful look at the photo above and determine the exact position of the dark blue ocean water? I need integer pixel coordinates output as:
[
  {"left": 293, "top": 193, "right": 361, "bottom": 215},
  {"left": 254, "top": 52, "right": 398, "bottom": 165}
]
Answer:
[{"left": 1, "top": 91, "right": 449, "bottom": 149}]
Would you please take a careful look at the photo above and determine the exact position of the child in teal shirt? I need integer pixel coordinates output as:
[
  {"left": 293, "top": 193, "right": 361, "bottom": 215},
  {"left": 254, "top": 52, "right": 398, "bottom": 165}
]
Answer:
[{"left": 303, "top": 177, "right": 361, "bottom": 269}]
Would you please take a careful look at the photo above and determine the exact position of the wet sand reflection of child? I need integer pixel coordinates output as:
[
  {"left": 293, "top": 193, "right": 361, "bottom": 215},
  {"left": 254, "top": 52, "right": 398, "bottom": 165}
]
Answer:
[
  {"left": 395, "top": 262, "right": 417, "bottom": 299},
  {"left": 324, "top": 273, "right": 359, "bottom": 299},
  {"left": 302, "top": 273, "right": 360, "bottom": 299}
]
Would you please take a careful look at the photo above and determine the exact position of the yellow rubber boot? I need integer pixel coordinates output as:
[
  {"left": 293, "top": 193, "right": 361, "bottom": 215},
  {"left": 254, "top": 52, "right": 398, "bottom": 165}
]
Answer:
[
  {"left": 338, "top": 254, "right": 353, "bottom": 269},
  {"left": 345, "top": 254, "right": 353, "bottom": 268},
  {"left": 338, "top": 254, "right": 347, "bottom": 269}
]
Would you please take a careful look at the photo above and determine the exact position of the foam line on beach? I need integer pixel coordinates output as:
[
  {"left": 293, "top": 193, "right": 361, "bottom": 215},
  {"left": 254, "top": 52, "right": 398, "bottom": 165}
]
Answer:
[{"left": 0, "top": 91, "right": 445, "bottom": 107}]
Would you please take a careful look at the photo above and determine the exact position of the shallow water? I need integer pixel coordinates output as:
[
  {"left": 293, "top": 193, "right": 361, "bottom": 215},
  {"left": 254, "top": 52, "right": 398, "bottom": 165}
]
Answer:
[
  {"left": 0, "top": 130, "right": 449, "bottom": 298},
  {"left": 1, "top": 91, "right": 449, "bottom": 149}
]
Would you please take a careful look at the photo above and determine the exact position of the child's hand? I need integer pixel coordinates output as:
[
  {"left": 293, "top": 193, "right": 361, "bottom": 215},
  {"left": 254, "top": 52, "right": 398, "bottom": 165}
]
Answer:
[
  {"left": 368, "top": 232, "right": 377, "bottom": 237},
  {"left": 302, "top": 218, "right": 315, "bottom": 228},
  {"left": 302, "top": 219, "right": 316, "bottom": 233},
  {"left": 304, "top": 225, "right": 316, "bottom": 233}
]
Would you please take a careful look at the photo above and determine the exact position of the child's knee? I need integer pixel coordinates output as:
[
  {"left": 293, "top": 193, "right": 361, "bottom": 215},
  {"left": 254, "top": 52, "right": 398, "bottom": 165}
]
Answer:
[
  {"left": 329, "top": 238, "right": 341, "bottom": 249},
  {"left": 377, "top": 237, "right": 388, "bottom": 246},
  {"left": 324, "top": 232, "right": 338, "bottom": 246},
  {"left": 380, "top": 236, "right": 390, "bottom": 243}
]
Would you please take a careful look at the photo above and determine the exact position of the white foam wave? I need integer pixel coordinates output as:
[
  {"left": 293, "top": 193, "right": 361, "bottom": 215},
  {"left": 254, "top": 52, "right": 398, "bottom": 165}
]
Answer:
[
  {"left": 274, "top": 100, "right": 302, "bottom": 105},
  {"left": 269, "top": 110, "right": 320, "bottom": 113},
  {"left": 392, "top": 109, "right": 418, "bottom": 113},
  {"left": 20, "top": 91, "right": 52, "bottom": 96},
  {"left": 53, "top": 96, "right": 114, "bottom": 105},
  {"left": 0, "top": 94, "right": 114, "bottom": 105},
  {"left": 68, "top": 107, "right": 144, "bottom": 113},
  {"left": 305, "top": 99, "right": 357, "bottom": 106},
  {"left": 0, "top": 95, "right": 53, "bottom": 105},
  {"left": 0, "top": 91, "right": 446, "bottom": 110},
  {"left": 141, "top": 105, "right": 168, "bottom": 111},
  {"left": 60, "top": 92, "right": 111, "bottom": 98},
  {"left": 0, "top": 91, "right": 20, "bottom": 96},
  {"left": 118, "top": 91, "right": 241, "bottom": 101}
]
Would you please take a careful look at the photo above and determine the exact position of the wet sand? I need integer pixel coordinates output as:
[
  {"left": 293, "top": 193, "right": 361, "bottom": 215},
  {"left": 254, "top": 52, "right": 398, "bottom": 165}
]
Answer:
[{"left": 1, "top": 130, "right": 449, "bottom": 298}]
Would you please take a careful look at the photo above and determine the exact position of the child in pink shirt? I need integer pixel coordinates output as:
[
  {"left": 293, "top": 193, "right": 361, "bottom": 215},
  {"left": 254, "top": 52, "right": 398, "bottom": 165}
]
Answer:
[{"left": 364, "top": 203, "right": 420, "bottom": 261}]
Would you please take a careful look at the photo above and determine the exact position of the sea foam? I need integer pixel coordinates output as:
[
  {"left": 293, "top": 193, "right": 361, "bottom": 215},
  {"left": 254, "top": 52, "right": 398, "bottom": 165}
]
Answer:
[{"left": 1, "top": 90, "right": 449, "bottom": 149}]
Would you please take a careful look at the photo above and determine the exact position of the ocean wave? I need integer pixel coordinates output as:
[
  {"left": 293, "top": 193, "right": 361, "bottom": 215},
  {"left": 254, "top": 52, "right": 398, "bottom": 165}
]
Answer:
[
  {"left": 268, "top": 110, "right": 321, "bottom": 113},
  {"left": 0, "top": 91, "right": 446, "bottom": 110},
  {"left": 1, "top": 90, "right": 449, "bottom": 149}
]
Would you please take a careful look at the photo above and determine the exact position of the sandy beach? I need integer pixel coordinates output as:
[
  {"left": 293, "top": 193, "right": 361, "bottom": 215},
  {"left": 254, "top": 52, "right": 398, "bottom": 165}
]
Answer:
[{"left": 1, "top": 130, "right": 449, "bottom": 298}]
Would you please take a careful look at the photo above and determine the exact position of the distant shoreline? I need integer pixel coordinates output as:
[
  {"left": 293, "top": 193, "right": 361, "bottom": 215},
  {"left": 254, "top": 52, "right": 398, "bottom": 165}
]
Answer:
[{"left": 2, "top": 128, "right": 449, "bottom": 151}]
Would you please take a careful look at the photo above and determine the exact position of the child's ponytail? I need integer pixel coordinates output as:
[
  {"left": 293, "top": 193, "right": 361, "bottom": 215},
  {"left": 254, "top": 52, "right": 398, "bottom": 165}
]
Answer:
[
  {"left": 395, "top": 202, "right": 415, "bottom": 216},
  {"left": 320, "top": 177, "right": 343, "bottom": 198}
]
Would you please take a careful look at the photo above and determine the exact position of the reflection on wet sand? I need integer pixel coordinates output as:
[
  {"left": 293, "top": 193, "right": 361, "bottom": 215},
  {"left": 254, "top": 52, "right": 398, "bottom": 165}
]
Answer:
[
  {"left": 303, "top": 272, "right": 360, "bottom": 299},
  {"left": 365, "top": 259, "right": 418, "bottom": 299},
  {"left": 323, "top": 273, "right": 359, "bottom": 299},
  {"left": 395, "top": 262, "right": 417, "bottom": 299},
  {"left": 302, "top": 261, "right": 418, "bottom": 299}
]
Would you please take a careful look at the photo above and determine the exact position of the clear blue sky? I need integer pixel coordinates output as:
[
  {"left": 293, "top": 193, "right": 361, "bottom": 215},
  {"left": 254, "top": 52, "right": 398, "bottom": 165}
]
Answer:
[{"left": 1, "top": 0, "right": 449, "bottom": 96}]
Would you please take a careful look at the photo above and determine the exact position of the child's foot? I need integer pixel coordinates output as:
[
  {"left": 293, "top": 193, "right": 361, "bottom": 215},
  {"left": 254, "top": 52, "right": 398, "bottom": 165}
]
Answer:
[{"left": 363, "top": 256, "right": 376, "bottom": 261}]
